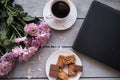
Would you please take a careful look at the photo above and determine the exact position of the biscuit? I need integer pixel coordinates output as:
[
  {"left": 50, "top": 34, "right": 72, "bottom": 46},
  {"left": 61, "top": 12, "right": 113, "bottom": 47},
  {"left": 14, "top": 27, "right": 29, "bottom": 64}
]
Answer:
[
  {"left": 68, "top": 64, "right": 77, "bottom": 76},
  {"left": 58, "top": 70, "right": 68, "bottom": 80},
  {"left": 64, "top": 55, "right": 75, "bottom": 65},
  {"left": 49, "top": 70, "right": 59, "bottom": 77},
  {"left": 49, "top": 64, "right": 59, "bottom": 77},
  {"left": 56, "top": 78, "right": 62, "bottom": 80},
  {"left": 74, "top": 65, "right": 83, "bottom": 72},
  {"left": 50, "top": 64, "right": 59, "bottom": 71},
  {"left": 57, "top": 55, "right": 66, "bottom": 68}
]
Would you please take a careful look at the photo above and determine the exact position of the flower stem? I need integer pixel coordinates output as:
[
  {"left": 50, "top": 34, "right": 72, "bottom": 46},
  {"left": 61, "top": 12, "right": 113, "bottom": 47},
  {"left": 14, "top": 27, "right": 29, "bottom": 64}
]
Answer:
[
  {"left": 16, "top": 17, "right": 26, "bottom": 26},
  {"left": 12, "top": 25, "right": 22, "bottom": 37},
  {"left": 0, "top": 50, "right": 4, "bottom": 56},
  {"left": 10, "top": 33, "right": 15, "bottom": 41},
  {"left": 4, "top": 0, "right": 8, "bottom": 7},
  {"left": 6, "top": 6, "right": 13, "bottom": 13}
]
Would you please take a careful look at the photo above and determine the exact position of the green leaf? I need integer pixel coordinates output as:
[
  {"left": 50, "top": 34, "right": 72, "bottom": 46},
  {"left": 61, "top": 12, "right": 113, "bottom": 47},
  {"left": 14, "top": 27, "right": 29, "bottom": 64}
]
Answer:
[
  {"left": 19, "top": 12, "right": 27, "bottom": 17},
  {"left": 3, "top": 39, "right": 11, "bottom": 46},
  {"left": 1, "top": 0, "right": 14, "bottom": 6},
  {"left": 0, "top": 11, "right": 8, "bottom": 18},
  {"left": 7, "top": 12, "right": 13, "bottom": 26},
  {"left": 14, "top": 4, "right": 23, "bottom": 11},
  {"left": 0, "top": 29, "right": 7, "bottom": 40},
  {"left": 3, "top": 39, "right": 15, "bottom": 52},
  {"left": 11, "top": 34, "right": 16, "bottom": 42},
  {"left": 15, "top": 23, "right": 24, "bottom": 32},
  {"left": 0, "top": 0, "right": 5, "bottom": 4},
  {"left": 7, "top": 5, "right": 18, "bottom": 16},
  {"left": 3, "top": 39, "right": 15, "bottom": 47},
  {"left": 31, "top": 17, "right": 40, "bottom": 24},
  {"left": 7, "top": 0, "right": 14, "bottom": 5},
  {"left": 0, "top": 50, "right": 3, "bottom": 56},
  {"left": 0, "top": 3, "right": 4, "bottom": 10},
  {"left": 23, "top": 16, "right": 35, "bottom": 21}
]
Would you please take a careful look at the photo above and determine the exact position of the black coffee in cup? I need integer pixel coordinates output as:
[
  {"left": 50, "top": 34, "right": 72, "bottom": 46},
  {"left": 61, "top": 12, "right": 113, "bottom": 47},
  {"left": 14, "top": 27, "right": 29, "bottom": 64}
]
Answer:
[{"left": 52, "top": 1, "right": 70, "bottom": 18}]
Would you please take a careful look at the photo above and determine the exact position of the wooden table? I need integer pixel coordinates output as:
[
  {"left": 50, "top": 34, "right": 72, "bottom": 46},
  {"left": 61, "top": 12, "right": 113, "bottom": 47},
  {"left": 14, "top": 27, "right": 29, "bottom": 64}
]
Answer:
[{"left": 2, "top": 0, "right": 120, "bottom": 80}]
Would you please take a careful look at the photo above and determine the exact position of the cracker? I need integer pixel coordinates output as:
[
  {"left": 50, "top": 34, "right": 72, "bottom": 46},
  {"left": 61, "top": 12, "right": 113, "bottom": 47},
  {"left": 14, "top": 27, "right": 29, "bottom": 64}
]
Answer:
[
  {"left": 58, "top": 70, "right": 68, "bottom": 80},
  {"left": 50, "top": 64, "right": 59, "bottom": 71},
  {"left": 74, "top": 65, "right": 83, "bottom": 72},
  {"left": 57, "top": 55, "right": 66, "bottom": 68},
  {"left": 49, "top": 70, "right": 59, "bottom": 77},
  {"left": 64, "top": 55, "right": 75, "bottom": 65},
  {"left": 68, "top": 64, "right": 77, "bottom": 76}
]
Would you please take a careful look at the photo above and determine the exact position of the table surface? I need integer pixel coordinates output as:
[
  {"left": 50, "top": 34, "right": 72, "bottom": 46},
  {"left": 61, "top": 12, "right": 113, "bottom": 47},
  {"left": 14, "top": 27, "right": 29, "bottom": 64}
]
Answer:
[{"left": 1, "top": 0, "right": 120, "bottom": 80}]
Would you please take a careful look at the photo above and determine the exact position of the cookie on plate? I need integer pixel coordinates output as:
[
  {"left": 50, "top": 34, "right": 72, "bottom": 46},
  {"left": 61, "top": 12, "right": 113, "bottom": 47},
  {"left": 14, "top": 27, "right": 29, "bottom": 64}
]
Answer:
[
  {"left": 68, "top": 64, "right": 77, "bottom": 76},
  {"left": 74, "top": 65, "right": 83, "bottom": 72},
  {"left": 49, "top": 64, "right": 59, "bottom": 77},
  {"left": 64, "top": 55, "right": 75, "bottom": 65},
  {"left": 57, "top": 55, "right": 66, "bottom": 68},
  {"left": 58, "top": 70, "right": 68, "bottom": 80}
]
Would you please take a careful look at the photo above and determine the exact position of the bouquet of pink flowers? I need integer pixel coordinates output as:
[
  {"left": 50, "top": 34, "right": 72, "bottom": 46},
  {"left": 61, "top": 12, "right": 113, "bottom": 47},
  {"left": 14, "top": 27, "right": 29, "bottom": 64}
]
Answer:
[
  {"left": 0, "top": 22, "right": 50, "bottom": 76},
  {"left": 0, "top": 0, "right": 50, "bottom": 76}
]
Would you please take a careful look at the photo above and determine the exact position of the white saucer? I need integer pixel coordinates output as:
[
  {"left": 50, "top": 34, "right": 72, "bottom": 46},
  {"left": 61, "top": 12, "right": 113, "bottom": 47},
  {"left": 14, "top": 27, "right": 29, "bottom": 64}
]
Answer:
[
  {"left": 43, "top": 0, "right": 77, "bottom": 30},
  {"left": 46, "top": 49, "right": 82, "bottom": 80}
]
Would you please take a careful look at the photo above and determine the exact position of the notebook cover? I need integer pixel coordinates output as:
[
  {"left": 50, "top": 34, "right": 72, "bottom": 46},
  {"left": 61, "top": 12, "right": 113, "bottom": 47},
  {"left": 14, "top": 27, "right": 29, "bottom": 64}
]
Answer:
[{"left": 72, "top": 1, "right": 120, "bottom": 70}]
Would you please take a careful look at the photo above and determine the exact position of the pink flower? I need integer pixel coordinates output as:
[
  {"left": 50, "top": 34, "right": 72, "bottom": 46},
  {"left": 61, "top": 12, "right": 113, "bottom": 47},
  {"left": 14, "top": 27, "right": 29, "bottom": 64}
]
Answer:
[
  {"left": 18, "top": 47, "right": 37, "bottom": 62},
  {"left": 24, "top": 23, "right": 39, "bottom": 36},
  {"left": 12, "top": 46, "right": 23, "bottom": 57},
  {"left": 24, "top": 38, "right": 31, "bottom": 47},
  {"left": 18, "top": 50, "right": 30, "bottom": 62},
  {"left": 41, "top": 32, "right": 50, "bottom": 39},
  {"left": 38, "top": 21, "right": 50, "bottom": 33},
  {"left": 0, "top": 52, "right": 17, "bottom": 65},
  {"left": 36, "top": 33, "right": 49, "bottom": 47},
  {"left": 28, "top": 47, "right": 37, "bottom": 54},
  {"left": 15, "top": 37, "right": 27, "bottom": 43},
  {"left": 0, "top": 61, "right": 13, "bottom": 76},
  {"left": 31, "top": 39, "right": 40, "bottom": 49}
]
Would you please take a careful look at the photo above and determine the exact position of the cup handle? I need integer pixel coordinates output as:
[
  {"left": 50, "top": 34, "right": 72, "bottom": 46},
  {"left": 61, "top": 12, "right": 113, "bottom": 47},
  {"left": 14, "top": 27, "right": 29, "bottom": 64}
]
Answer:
[{"left": 45, "top": 14, "right": 53, "bottom": 19}]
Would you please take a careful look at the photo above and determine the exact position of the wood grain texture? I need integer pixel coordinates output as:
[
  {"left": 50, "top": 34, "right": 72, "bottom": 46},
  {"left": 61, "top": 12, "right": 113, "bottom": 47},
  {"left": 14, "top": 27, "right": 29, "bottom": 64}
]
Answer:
[
  {"left": 15, "top": 0, "right": 120, "bottom": 18},
  {"left": 1, "top": 78, "right": 120, "bottom": 80},
  {"left": 46, "top": 19, "right": 83, "bottom": 46},
  {"left": 4, "top": 48, "right": 120, "bottom": 78},
  {"left": 0, "top": 78, "right": 120, "bottom": 80},
  {"left": 1, "top": 0, "right": 120, "bottom": 79}
]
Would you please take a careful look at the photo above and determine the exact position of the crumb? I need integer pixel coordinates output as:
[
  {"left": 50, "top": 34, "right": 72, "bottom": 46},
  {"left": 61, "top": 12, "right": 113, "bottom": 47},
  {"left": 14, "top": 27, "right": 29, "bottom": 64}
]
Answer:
[
  {"left": 38, "top": 55, "right": 42, "bottom": 61},
  {"left": 38, "top": 68, "right": 42, "bottom": 71},
  {"left": 27, "top": 68, "right": 31, "bottom": 74}
]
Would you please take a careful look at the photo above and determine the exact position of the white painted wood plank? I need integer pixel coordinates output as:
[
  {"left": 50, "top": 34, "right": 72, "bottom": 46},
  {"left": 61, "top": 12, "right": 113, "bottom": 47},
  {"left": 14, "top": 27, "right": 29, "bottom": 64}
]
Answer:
[
  {"left": 4, "top": 48, "right": 120, "bottom": 78},
  {"left": 46, "top": 19, "right": 83, "bottom": 46},
  {"left": 80, "top": 78, "right": 120, "bottom": 80},
  {"left": 1, "top": 78, "right": 120, "bottom": 80},
  {"left": 15, "top": 0, "right": 120, "bottom": 18},
  {"left": 75, "top": 50, "right": 120, "bottom": 77},
  {"left": 2, "top": 0, "right": 120, "bottom": 79}
]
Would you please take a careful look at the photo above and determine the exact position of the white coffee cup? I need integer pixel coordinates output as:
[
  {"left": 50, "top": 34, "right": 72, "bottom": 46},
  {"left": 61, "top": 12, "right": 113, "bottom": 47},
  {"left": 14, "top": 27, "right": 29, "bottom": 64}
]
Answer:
[{"left": 49, "top": 0, "right": 71, "bottom": 21}]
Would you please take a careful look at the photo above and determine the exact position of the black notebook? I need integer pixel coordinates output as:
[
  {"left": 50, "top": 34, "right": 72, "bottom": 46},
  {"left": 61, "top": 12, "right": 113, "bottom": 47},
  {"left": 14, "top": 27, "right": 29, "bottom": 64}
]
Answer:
[{"left": 72, "top": 1, "right": 120, "bottom": 70}]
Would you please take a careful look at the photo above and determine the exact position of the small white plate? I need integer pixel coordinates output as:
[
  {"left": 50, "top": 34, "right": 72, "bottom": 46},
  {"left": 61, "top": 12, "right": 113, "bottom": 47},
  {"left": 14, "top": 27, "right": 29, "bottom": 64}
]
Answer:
[
  {"left": 43, "top": 0, "right": 77, "bottom": 30},
  {"left": 46, "top": 49, "right": 82, "bottom": 80}
]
